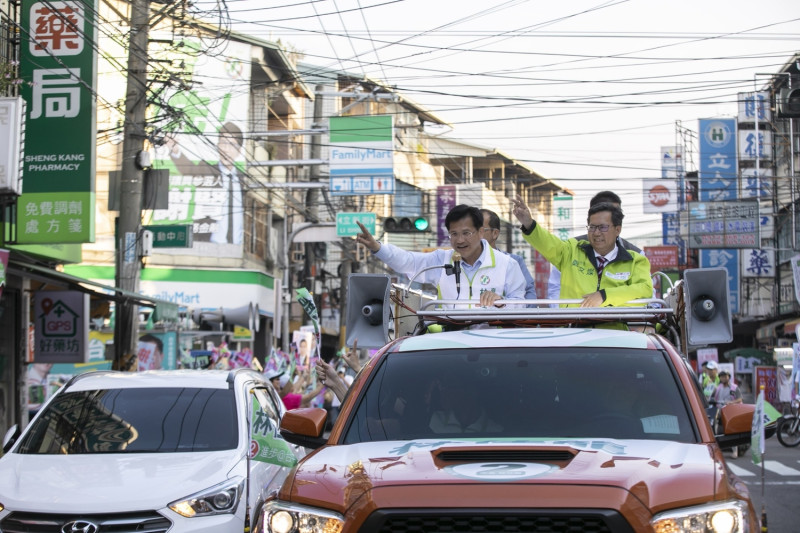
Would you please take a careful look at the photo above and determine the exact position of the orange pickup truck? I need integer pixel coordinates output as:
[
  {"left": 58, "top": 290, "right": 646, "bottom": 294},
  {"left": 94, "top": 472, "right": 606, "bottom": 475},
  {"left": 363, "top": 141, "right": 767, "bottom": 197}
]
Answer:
[{"left": 258, "top": 269, "right": 766, "bottom": 533}]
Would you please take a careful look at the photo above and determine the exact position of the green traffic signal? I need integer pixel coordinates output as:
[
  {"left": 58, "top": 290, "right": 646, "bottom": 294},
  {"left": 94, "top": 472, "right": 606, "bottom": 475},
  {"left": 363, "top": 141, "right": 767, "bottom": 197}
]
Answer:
[{"left": 384, "top": 216, "right": 430, "bottom": 233}]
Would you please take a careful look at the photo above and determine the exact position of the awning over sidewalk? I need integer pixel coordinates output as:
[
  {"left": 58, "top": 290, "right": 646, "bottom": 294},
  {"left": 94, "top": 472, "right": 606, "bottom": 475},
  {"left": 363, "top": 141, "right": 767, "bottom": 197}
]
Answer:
[{"left": 8, "top": 258, "right": 179, "bottom": 322}]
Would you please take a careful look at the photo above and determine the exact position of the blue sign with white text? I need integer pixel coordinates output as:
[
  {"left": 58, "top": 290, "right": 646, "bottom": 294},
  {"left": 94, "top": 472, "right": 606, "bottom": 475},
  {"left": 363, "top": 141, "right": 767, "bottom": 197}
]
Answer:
[
  {"left": 699, "top": 119, "right": 737, "bottom": 202},
  {"left": 662, "top": 213, "right": 686, "bottom": 266}
]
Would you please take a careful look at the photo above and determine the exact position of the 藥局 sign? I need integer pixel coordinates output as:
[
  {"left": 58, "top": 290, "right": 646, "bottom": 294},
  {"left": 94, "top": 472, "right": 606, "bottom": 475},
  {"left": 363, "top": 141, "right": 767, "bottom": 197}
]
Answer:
[{"left": 18, "top": 0, "right": 98, "bottom": 243}]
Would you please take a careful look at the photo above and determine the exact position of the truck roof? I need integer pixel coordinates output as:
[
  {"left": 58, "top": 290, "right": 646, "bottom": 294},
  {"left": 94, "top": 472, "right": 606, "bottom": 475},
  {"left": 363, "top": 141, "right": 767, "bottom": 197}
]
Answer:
[{"left": 394, "top": 327, "right": 654, "bottom": 351}]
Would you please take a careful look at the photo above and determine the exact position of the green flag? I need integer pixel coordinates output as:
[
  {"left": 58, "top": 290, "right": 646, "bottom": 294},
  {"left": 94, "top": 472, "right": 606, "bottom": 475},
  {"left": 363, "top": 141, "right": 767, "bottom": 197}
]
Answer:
[
  {"left": 250, "top": 395, "right": 297, "bottom": 468},
  {"left": 751, "top": 390, "right": 765, "bottom": 465},
  {"left": 295, "top": 287, "right": 320, "bottom": 336}
]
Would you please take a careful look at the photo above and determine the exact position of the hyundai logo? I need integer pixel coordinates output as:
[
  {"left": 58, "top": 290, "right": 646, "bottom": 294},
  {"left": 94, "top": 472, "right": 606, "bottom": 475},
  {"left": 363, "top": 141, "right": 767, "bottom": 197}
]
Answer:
[{"left": 61, "top": 520, "right": 99, "bottom": 533}]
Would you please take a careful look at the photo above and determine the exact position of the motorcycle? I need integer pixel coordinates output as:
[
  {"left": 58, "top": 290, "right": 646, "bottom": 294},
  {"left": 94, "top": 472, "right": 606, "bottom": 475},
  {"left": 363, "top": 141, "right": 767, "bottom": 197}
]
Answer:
[{"left": 777, "top": 398, "right": 800, "bottom": 447}]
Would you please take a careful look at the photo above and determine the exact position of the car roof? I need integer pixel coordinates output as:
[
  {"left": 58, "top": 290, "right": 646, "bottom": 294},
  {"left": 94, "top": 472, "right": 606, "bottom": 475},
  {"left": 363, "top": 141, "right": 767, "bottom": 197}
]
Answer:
[
  {"left": 62, "top": 369, "right": 266, "bottom": 392},
  {"left": 393, "top": 327, "right": 653, "bottom": 352}
]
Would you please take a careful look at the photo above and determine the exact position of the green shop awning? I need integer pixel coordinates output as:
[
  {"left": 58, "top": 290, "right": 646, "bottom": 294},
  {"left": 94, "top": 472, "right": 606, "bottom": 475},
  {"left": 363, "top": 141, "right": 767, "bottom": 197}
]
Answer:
[{"left": 722, "top": 347, "right": 771, "bottom": 364}]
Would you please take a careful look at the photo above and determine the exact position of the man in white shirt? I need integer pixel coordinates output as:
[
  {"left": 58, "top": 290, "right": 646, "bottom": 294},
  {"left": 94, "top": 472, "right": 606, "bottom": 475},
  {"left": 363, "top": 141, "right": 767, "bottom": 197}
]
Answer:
[{"left": 356, "top": 204, "right": 526, "bottom": 307}]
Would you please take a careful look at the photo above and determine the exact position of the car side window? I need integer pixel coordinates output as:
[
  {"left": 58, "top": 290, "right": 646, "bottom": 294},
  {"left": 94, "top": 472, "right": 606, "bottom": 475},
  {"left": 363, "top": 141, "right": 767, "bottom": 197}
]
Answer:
[{"left": 253, "top": 388, "right": 281, "bottom": 427}]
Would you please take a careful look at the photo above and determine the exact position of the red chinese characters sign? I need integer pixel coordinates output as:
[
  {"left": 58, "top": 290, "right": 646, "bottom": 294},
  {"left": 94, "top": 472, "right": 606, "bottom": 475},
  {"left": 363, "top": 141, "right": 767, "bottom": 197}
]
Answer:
[
  {"left": 754, "top": 366, "right": 780, "bottom": 410},
  {"left": 31, "top": 2, "right": 84, "bottom": 55},
  {"left": 644, "top": 245, "right": 679, "bottom": 273}
]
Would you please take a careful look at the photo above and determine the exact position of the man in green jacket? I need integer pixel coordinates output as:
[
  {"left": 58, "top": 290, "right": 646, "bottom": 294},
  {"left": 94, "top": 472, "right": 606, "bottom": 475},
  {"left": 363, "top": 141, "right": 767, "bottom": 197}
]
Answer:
[{"left": 511, "top": 194, "right": 653, "bottom": 307}]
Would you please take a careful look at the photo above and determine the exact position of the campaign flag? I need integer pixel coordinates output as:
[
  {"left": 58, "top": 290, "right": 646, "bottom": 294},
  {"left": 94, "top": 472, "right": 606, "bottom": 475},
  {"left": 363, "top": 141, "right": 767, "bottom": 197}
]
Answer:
[
  {"left": 295, "top": 287, "right": 320, "bottom": 335},
  {"left": 750, "top": 388, "right": 779, "bottom": 465},
  {"left": 751, "top": 390, "right": 764, "bottom": 465},
  {"left": 250, "top": 395, "right": 297, "bottom": 467}
]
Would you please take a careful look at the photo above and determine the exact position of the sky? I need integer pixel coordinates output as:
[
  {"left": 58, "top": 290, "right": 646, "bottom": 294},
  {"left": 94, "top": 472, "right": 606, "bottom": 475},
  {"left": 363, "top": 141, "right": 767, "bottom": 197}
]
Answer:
[{"left": 211, "top": 0, "right": 799, "bottom": 238}]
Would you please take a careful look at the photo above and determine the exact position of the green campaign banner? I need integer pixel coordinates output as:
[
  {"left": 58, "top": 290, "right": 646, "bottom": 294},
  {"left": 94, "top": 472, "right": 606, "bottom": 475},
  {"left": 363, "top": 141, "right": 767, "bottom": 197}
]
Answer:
[
  {"left": 18, "top": 0, "right": 98, "bottom": 243},
  {"left": 250, "top": 395, "right": 297, "bottom": 468},
  {"left": 295, "top": 287, "right": 320, "bottom": 336}
]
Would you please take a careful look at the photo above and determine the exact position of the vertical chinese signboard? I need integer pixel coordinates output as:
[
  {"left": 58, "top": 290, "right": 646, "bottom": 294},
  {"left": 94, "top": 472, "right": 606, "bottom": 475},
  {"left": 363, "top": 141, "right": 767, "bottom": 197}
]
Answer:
[
  {"left": 754, "top": 366, "right": 779, "bottom": 410},
  {"left": 697, "top": 118, "right": 738, "bottom": 313},
  {"left": 552, "top": 195, "right": 574, "bottom": 241},
  {"left": 18, "top": 0, "right": 97, "bottom": 243},
  {"left": 738, "top": 92, "right": 773, "bottom": 199},
  {"left": 699, "top": 118, "right": 737, "bottom": 202}
]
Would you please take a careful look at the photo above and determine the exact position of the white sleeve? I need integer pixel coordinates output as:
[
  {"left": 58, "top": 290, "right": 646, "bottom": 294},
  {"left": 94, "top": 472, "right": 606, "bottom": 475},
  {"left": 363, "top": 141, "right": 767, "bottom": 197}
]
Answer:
[{"left": 374, "top": 242, "right": 448, "bottom": 284}]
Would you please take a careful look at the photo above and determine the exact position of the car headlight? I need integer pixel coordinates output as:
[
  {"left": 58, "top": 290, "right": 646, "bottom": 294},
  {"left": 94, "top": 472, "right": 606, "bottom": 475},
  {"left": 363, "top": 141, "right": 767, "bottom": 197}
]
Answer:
[
  {"left": 260, "top": 500, "right": 344, "bottom": 533},
  {"left": 169, "top": 477, "right": 245, "bottom": 518},
  {"left": 651, "top": 500, "right": 749, "bottom": 533}
]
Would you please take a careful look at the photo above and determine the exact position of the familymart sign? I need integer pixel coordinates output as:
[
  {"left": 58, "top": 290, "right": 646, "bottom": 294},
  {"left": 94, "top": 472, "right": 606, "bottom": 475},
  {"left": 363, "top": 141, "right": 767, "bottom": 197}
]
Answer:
[
  {"left": 329, "top": 115, "right": 394, "bottom": 196},
  {"left": 17, "top": 0, "right": 98, "bottom": 243}
]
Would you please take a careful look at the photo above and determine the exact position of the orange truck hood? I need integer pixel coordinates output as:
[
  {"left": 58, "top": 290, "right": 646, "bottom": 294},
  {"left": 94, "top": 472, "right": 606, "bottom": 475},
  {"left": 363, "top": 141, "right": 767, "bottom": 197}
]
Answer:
[{"left": 284, "top": 438, "right": 726, "bottom": 516}]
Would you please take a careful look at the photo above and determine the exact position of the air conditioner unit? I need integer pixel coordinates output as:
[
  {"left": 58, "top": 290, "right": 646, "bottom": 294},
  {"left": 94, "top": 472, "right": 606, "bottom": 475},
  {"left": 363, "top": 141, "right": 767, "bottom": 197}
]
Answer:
[{"left": 777, "top": 87, "right": 800, "bottom": 118}]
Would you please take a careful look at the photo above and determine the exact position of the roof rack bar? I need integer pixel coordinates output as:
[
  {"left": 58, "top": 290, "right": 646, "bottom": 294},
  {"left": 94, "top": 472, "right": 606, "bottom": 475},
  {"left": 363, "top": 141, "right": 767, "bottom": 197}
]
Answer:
[{"left": 416, "top": 299, "right": 670, "bottom": 322}]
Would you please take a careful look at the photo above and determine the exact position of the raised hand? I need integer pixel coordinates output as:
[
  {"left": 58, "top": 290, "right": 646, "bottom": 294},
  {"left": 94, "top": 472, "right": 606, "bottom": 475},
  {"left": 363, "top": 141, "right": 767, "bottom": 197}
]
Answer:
[
  {"left": 511, "top": 194, "right": 534, "bottom": 229},
  {"left": 355, "top": 221, "right": 381, "bottom": 252}
]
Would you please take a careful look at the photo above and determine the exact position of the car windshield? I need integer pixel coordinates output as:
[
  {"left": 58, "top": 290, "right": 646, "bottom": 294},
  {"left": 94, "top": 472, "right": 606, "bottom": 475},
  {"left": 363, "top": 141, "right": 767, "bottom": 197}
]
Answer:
[
  {"left": 16, "top": 387, "right": 238, "bottom": 454},
  {"left": 342, "top": 347, "right": 697, "bottom": 443}
]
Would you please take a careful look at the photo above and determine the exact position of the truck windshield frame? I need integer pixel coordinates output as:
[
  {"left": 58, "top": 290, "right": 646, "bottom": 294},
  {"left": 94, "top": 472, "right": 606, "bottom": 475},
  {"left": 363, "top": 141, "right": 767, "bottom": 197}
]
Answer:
[{"left": 342, "top": 347, "right": 699, "bottom": 444}]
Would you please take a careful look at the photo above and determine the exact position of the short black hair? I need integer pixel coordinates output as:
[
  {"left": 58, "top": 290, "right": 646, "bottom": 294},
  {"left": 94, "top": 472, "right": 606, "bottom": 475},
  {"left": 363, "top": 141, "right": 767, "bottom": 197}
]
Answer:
[
  {"left": 479, "top": 208, "right": 501, "bottom": 230},
  {"left": 219, "top": 121, "right": 244, "bottom": 148},
  {"left": 445, "top": 204, "right": 483, "bottom": 231},
  {"left": 590, "top": 191, "right": 622, "bottom": 207},
  {"left": 587, "top": 202, "right": 624, "bottom": 226},
  {"left": 139, "top": 333, "right": 163, "bottom": 353}
]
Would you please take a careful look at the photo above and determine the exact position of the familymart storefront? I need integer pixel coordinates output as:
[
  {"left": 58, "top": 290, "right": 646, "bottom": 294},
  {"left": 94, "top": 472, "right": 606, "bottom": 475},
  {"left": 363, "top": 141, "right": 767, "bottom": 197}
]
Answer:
[{"left": 63, "top": 265, "right": 279, "bottom": 360}]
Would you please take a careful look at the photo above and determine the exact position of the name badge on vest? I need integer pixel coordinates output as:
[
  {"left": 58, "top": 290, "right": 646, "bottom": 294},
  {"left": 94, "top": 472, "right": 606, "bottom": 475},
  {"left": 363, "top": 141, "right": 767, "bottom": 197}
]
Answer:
[{"left": 606, "top": 271, "right": 631, "bottom": 281}]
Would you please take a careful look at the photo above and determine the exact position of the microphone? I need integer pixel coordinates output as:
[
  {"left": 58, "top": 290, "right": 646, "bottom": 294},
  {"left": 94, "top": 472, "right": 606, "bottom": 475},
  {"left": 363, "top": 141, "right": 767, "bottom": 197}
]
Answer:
[{"left": 451, "top": 251, "right": 462, "bottom": 297}]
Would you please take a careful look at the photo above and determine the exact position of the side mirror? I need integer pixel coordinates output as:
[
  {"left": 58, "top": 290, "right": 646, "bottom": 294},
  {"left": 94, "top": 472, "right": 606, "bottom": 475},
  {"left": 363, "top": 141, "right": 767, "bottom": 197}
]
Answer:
[
  {"left": 3, "top": 424, "right": 20, "bottom": 453},
  {"left": 714, "top": 403, "right": 776, "bottom": 449},
  {"left": 279, "top": 408, "right": 328, "bottom": 450}
]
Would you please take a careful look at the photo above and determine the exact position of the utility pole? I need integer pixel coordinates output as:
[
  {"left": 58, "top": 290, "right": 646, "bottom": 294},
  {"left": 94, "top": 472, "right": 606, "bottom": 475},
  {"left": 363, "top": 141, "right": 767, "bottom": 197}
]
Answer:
[{"left": 114, "top": 0, "right": 150, "bottom": 366}]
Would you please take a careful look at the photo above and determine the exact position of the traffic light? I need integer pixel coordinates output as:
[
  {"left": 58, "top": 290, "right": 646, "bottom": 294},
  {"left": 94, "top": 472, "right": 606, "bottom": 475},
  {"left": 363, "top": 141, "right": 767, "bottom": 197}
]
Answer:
[{"left": 384, "top": 216, "right": 430, "bottom": 233}]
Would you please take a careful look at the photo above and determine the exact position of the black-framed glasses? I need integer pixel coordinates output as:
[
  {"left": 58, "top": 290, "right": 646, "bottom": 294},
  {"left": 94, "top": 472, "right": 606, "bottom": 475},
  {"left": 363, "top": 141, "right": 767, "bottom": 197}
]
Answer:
[{"left": 586, "top": 224, "right": 612, "bottom": 233}]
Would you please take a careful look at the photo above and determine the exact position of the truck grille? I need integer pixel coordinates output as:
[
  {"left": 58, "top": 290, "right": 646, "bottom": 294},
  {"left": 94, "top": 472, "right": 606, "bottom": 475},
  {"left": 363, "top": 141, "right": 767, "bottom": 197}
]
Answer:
[
  {"left": 0, "top": 511, "right": 172, "bottom": 533},
  {"left": 360, "top": 509, "right": 634, "bottom": 533}
]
